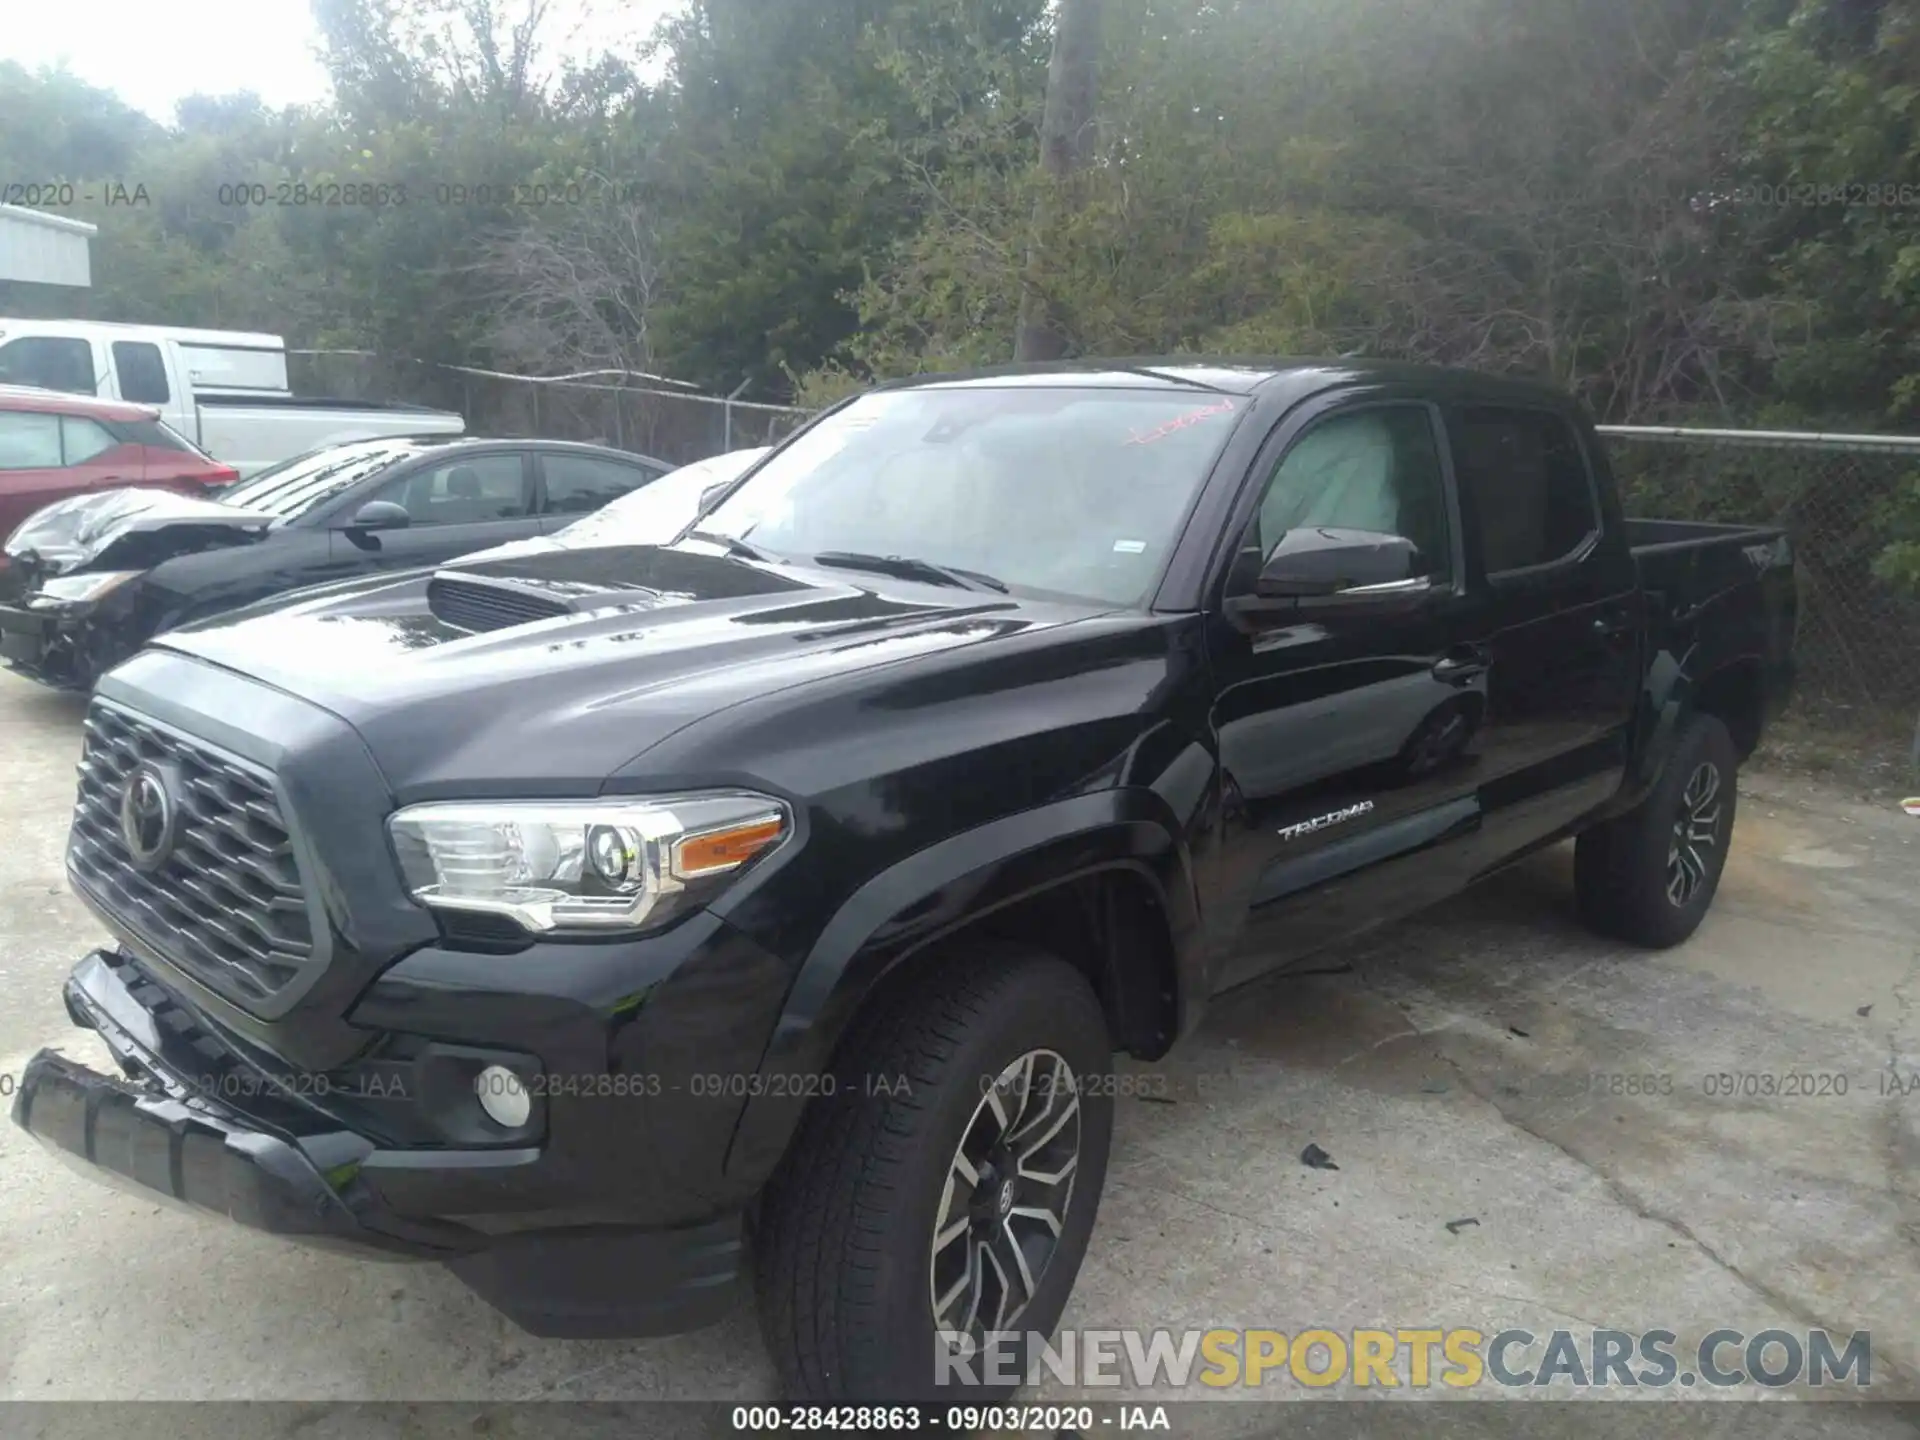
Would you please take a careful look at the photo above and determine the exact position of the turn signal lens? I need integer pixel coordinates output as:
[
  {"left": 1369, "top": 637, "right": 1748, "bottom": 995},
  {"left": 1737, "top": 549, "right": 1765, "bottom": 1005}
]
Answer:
[{"left": 673, "top": 817, "right": 786, "bottom": 878}]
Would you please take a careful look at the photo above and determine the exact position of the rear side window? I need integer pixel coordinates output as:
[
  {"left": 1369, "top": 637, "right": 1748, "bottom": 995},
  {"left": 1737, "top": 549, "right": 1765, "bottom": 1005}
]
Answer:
[
  {"left": 60, "top": 417, "right": 118, "bottom": 464},
  {"left": 117, "top": 417, "right": 211, "bottom": 457},
  {"left": 1451, "top": 407, "right": 1598, "bottom": 575},
  {"left": 541, "top": 455, "right": 659, "bottom": 516},
  {"left": 112, "top": 341, "right": 171, "bottom": 404},
  {"left": 0, "top": 336, "right": 96, "bottom": 395},
  {"left": 0, "top": 412, "right": 62, "bottom": 469}
]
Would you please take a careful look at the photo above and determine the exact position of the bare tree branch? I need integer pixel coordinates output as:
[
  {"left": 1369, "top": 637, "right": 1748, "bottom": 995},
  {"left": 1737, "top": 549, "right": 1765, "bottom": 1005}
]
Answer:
[{"left": 469, "top": 174, "right": 663, "bottom": 376}]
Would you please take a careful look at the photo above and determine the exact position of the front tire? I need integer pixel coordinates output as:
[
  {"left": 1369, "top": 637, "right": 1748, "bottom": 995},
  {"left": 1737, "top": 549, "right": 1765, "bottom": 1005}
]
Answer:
[
  {"left": 1576, "top": 713, "right": 1738, "bottom": 948},
  {"left": 754, "top": 943, "right": 1114, "bottom": 1403}
]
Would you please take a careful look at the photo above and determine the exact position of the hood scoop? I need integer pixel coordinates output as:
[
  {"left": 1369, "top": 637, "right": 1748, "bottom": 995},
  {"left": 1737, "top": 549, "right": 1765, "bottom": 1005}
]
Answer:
[
  {"left": 426, "top": 573, "right": 597, "bottom": 633},
  {"left": 425, "top": 545, "right": 820, "bottom": 634}
]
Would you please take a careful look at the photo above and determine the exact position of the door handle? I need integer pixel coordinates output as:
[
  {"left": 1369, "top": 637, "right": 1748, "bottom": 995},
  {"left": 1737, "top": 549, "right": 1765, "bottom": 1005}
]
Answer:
[
  {"left": 1591, "top": 613, "right": 1634, "bottom": 640},
  {"left": 1432, "top": 646, "right": 1490, "bottom": 685}
]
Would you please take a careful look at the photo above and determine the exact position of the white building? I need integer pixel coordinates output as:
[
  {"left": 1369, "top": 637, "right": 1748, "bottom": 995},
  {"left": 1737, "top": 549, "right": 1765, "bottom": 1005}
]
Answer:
[{"left": 0, "top": 205, "right": 97, "bottom": 288}]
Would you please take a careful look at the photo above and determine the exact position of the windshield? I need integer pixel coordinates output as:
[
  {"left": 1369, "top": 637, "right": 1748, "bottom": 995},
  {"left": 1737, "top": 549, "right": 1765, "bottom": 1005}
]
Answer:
[
  {"left": 219, "top": 440, "right": 422, "bottom": 520},
  {"left": 696, "top": 386, "right": 1244, "bottom": 604}
]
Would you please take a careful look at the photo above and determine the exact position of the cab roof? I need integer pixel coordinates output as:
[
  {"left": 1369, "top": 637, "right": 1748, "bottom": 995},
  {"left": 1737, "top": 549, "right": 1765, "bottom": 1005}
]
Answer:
[
  {"left": 881, "top": 357, "right": 1578, "bottom": 409},
  {"left": 0, "top": 384, "right": 160, "bottom": 423}
]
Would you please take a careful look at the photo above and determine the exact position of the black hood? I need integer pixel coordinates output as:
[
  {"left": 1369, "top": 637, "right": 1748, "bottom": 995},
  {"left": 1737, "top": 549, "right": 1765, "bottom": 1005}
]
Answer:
[
  {"left": 152, "top": 539, "right": 1115, "bottom": 800},
  {"left": 4, "top": 487, "right": 271, "bottom": 579},
  {"left": 422, "top": 543, "right": 810, "bottom": 632}
]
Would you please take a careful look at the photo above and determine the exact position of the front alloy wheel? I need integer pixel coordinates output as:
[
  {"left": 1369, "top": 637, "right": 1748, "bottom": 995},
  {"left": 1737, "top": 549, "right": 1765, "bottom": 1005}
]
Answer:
[
  {"left": 930, "top": 1050, "right": 1081, "bottom": 1341},
  {"left": 755, "top": 944, "right": 1115, "bottom": 1402}
]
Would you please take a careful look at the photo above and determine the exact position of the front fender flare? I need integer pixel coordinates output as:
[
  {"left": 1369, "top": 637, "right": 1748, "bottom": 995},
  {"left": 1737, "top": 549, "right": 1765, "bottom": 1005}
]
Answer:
[{"left": 721, "top": 789, "right": 1204, "bottom": 1185}]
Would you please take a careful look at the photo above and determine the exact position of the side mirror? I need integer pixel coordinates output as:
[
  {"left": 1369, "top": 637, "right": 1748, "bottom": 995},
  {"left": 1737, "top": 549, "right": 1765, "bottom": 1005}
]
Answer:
[
  {"left": 349, "top": 500, "right": 412, "bottom": 531},
  {"left": 1230, "top": 527, "right": 1429, "bottom": 623},
  {"left": 1256, "top": 527, "right": 1420, "bottom": 596}
]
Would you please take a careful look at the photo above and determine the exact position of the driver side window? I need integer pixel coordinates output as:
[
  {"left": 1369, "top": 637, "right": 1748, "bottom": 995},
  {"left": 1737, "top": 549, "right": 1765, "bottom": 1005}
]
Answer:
[
  {"left": 368, "top": 454, "right": 532, "bottom": 527},
  {"left": 1232, "top": 405, "right": 1451, "bottom": 594}
]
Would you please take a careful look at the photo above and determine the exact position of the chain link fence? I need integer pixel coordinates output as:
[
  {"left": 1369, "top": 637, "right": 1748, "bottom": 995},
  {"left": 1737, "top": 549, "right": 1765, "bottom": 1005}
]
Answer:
[
  {"left": 288, "top": 351, "right": 813, "bottom": 468},
  {"left": 1600, "top": 425, "right": 1920, "bottom": 721}
]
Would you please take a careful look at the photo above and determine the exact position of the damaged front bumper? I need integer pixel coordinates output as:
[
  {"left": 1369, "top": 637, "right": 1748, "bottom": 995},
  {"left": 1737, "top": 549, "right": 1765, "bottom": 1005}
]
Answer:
[
  {"left": 0, "top": 601, "right": 89, "bottom": 686},
  {"left": 0, "top": 594, "right": 136, "bottom": 688},
  {"left": 13, "top": 951, "right": 477, "bottom": 1259},
  {"left": 11, "top": 948, "right": 752, "bottom": 1337}
]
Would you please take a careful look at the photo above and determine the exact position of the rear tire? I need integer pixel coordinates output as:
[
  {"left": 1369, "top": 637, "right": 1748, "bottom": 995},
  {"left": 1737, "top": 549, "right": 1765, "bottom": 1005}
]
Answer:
[
  {"left": 1575, "top": 713, "right": 1738, "bottom": 948},
  {"left": 754, "top": 943, "right": 1114, "bottom": 1403}
]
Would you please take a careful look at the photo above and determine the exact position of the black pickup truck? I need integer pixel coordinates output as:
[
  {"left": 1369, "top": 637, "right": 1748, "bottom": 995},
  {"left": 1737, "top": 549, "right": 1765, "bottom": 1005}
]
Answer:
[{"left": 12, "top": 361, "right": 1794, "bottom": 1402}]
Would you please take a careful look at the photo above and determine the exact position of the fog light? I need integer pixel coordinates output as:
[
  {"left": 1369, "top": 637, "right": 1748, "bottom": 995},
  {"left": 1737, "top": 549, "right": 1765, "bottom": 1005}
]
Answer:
[{"left": 475, "top": 1065, "right": 532, "bottom": 1129}]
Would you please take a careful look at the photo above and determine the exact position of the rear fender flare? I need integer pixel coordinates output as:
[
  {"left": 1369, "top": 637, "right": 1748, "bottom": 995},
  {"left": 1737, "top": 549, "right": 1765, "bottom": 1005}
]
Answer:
[
  {"left": 1613, "top": 642, "right": 1766, "bottom": 817},
  {"left": 1622, "top": 644, "right": 1695, "bottom": 807}
]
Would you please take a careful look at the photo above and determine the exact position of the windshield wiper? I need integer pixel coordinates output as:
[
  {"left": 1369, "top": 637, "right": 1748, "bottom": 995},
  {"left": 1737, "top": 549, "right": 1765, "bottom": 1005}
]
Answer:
[
  {"left": 689, "top": 530, "right": 779, "bottom": 563},
  {"left": 810, "top": 551, "right": 1010, "bottom": 594}
]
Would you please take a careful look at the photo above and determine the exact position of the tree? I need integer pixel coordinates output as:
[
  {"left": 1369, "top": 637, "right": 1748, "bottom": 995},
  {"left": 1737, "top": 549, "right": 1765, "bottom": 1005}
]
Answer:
[
  {"left": 6, "top": 0, "right": 1917, "bottom": 452},
  {"left": 472, "top": 184, "right": 665, "bottom": 374},
  {"left": 312, "top": 0, "right": 561, "bottom": 121},
  {"left": 0, "top": 62, "right": 158, "bottom": 180},
  {"left": 1014, "top": 0, "right": 1105, "bottom": 361},
  {"left": 644, "top": 0, "right": 1044, "bottom": 395}
]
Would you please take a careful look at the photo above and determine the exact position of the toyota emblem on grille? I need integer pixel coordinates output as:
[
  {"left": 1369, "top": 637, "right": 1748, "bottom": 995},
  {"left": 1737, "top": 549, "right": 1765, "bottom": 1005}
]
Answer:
[{"left": 119, "top": 764, "right": 178, "bottom": 872}]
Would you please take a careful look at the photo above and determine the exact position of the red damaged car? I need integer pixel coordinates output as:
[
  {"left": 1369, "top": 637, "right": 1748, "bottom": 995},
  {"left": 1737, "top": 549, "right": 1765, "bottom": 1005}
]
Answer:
[{"left": 0, "top": 384, "right": 238, "bottom": 552}]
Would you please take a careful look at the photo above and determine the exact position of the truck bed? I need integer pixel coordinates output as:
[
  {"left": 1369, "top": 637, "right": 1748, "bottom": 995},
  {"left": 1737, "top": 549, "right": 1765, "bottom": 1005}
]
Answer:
[
  {"left": 1626, "top": 516, "right": 1796, "bottom": 747},
  {"left": 1624, "top": 517, "right": 1781, "bottom": 555},
  {"left": 1626, "top": 517, "right": 1787, "bottom": 599}
]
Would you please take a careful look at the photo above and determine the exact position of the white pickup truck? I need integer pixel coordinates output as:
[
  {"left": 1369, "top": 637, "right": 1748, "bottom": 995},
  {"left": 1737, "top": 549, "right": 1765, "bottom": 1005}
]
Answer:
[{"left": 0, "top": 319, "right": 464, "bottom": 478}]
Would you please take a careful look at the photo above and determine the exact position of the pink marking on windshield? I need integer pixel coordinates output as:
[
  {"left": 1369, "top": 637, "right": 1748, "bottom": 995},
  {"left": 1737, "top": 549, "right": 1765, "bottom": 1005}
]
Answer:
[{"left": 1124, "top": 397, "right": 1238, "bottom": 446}]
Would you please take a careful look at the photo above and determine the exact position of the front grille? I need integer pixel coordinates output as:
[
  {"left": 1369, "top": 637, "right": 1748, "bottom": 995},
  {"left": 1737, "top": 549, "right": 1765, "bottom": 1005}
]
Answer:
[
  {"left": 0, "top": 550, "right": 39, "bottom": 603},
  {"left": 69, "top": 702, "right": 315, "bottom": 1007},
  {"left": 428, "top": 576, "right": 570, "bottom": 633}
]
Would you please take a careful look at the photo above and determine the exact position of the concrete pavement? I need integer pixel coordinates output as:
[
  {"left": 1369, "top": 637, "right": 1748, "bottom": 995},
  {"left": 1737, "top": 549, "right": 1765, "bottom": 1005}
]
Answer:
[{"left": 1, "top": 669, "right": 1915, "bottom": 1433}]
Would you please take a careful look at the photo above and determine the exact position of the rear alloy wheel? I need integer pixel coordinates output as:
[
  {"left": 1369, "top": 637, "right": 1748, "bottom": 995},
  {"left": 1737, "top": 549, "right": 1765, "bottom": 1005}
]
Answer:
[
  {"left": 1665, "top": 761, "right": 1724, "bottom": 908},
  {"left": 1576, "top": 712, "right": 1737, "bottom": 948}
]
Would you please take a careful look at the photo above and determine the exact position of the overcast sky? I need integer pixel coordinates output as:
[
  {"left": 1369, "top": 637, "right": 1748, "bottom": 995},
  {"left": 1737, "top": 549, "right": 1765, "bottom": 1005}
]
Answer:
[{"left": 4, "top": 0, "right": 686, "bottom": 122}]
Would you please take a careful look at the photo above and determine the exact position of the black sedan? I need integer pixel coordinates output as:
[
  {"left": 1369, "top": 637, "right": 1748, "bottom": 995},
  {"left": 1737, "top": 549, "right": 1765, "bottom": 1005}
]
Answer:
[{"left": 0, "top": 436, "right": 672, "bottom": 687}]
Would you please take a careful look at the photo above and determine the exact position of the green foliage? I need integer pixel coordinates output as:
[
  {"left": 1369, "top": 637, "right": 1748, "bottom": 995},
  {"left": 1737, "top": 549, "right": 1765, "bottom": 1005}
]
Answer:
[
  {"left": 1710, "top": 0, "right": 1920, "bottom": 592},
  {"left": 786, "top": 361, "right": 872, "bottom": 411},
  {"left": 7, "top": 0, "right": 1920, "bottom": 600},
  {"left": 0, "top": 62, "right": 160, "bottom": 179},
  {"left": 644, "top": 0, "right": 1047, "bottom": 393}
]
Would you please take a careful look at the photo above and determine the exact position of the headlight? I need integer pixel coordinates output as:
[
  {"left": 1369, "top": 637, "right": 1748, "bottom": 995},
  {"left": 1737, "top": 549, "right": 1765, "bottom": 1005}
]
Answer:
[
  {"left": 388, "top": 791, "right": 791, "bottom": 935},
  {"left": 31, "top": 571, "right": 141, "bottom": 606}
]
